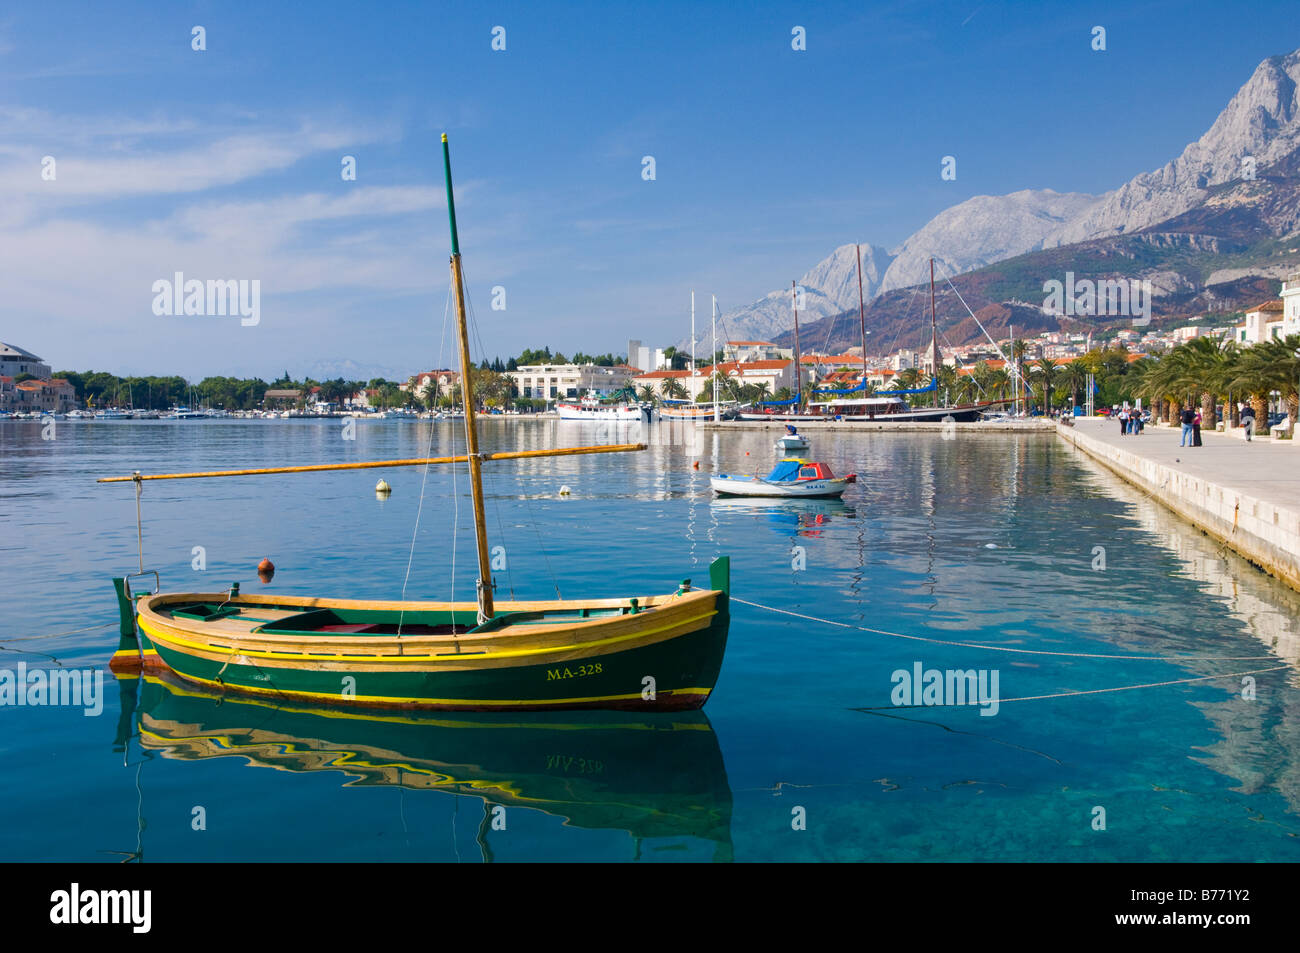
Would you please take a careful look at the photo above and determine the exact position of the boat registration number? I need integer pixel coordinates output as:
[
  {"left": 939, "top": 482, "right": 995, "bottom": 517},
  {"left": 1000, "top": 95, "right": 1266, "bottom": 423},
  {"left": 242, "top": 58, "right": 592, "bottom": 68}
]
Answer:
[{"left": 546, "top": 662, "right": 603, "bottom": 681}]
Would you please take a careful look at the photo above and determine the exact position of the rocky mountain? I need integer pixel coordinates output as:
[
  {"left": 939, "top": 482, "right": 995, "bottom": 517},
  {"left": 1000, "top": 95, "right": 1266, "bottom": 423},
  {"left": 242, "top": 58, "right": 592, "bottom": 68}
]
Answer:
[
  {"left": 879, "top": 190, "right": 1096, "bottom": 292},
  {"left": 713, "top": 47, "right": 1300, "bottom": 351},
  {"left": 1047, "top": 50, "right": 1300, "bottom": 247}
]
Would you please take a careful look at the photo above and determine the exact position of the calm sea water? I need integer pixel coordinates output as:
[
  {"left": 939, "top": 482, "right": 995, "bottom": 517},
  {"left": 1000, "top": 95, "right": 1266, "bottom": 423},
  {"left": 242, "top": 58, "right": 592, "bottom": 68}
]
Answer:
[{"left": 2, "top": 417, "right": 1299, "bottom": 862}]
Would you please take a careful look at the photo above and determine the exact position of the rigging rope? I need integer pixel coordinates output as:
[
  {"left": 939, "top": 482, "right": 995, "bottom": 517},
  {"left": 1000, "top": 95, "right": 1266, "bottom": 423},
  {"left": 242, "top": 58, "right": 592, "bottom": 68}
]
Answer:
[
  {"left": 397, "top": 281, "right": 455, "bottom": 637},
  {"left": 730, "top": 596, "right": 1285, "bottom": 662}
]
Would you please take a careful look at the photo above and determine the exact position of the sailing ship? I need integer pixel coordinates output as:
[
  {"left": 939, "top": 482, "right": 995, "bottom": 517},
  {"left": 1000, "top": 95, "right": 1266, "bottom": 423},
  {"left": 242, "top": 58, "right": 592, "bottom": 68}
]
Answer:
[
  {"left": 657, "top": 293, "right": 735, "bottom": 421},
  {"left": 104, "top": 135, "right": 732, "bottom": 713}
]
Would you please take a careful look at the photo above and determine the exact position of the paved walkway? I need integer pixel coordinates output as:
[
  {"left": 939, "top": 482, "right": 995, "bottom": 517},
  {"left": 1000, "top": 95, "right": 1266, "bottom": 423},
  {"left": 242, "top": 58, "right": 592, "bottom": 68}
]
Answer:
[
  {"left": 1059, "top": 418, "right": 1300, "bottom": 592},
  {"left": 1069, "top": 417, "right": 1300, "bottom": 510}
]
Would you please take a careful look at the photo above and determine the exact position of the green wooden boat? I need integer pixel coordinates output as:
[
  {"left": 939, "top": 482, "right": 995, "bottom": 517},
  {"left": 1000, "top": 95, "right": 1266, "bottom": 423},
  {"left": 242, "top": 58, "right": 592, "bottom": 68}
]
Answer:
[{"left": 105, "top": 135, "right": 731, "bottom": 712}]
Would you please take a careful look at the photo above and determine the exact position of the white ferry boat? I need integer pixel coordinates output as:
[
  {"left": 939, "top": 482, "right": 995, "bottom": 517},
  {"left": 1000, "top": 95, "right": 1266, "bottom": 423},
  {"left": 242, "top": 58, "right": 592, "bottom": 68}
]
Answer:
[{"left": 556, "top": 396, "right": 647, "bottom": 422}]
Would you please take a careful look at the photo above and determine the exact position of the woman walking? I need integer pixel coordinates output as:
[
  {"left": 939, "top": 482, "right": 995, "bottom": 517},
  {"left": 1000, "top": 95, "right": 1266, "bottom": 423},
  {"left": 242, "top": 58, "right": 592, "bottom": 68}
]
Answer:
[{"left": 1192, "top": 410, "right": 1203, "bottom": 447}]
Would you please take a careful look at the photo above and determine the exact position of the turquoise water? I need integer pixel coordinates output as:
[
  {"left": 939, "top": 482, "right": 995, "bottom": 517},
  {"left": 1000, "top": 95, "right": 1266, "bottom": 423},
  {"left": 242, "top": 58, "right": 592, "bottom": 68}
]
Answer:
[{"left": 2, "top": 417, "right": 1299, "bottom": 861}]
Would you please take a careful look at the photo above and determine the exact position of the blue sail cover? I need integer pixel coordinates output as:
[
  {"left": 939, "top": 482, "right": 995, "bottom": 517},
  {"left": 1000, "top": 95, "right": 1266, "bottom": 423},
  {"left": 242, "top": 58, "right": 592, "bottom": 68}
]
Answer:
[
  {"left": 888, "top": 377, "right": 938, "bottom": 395},
  {"left": 764, "top": 460, "right": 803, "bottom": 481},
  {"left": 811, "top": 380, "right": 869, "bottom": 397},
  {"left": 758, "top": 396, "right": 801, "bottom": 406}
]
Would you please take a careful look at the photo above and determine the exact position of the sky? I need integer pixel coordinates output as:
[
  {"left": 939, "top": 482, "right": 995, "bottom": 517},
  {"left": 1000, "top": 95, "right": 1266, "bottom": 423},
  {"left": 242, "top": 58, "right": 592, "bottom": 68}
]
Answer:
[{"left": 1, "top": 0, "right": 1296, "bottom": 382}]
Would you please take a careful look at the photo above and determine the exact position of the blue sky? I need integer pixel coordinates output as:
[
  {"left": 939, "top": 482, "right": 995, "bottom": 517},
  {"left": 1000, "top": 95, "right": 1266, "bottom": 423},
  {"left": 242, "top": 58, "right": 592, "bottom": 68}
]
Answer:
[{"left": 1, "top": 0, "right": 1295, "bottom": 381}]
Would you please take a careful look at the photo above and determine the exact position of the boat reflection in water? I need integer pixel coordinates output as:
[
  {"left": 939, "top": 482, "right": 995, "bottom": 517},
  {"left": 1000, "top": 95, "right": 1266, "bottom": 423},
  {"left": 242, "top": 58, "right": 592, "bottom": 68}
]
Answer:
[
  {"left": 710, "top": 496, "right": 857, "bottom": 538},
  {"left": 124, "top": 673, "right": 734, "bottom": 861}
]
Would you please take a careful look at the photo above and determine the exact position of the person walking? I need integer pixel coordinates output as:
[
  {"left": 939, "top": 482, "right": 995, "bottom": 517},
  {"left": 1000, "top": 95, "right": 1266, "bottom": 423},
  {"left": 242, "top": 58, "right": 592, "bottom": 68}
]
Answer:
[
  {"left": 1240, "top": 404, "right": 1256, "bottom": 442},
  {"left": 1135, "top": 410, "right": 1145, "bottom": 435},
  {"left": 1179, "top": 406, "right": 1195, "bottom": 446},
  {"left": 1192, "top": 410, "right": 1203, "bottom": 447},
  {"left": 1119, "top": 407, "right": 1129, "bottom": 436}
]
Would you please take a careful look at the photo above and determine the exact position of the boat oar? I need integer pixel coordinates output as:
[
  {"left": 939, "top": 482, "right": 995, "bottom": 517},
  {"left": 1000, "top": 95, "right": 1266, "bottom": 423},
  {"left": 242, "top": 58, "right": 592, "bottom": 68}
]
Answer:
[{"left": 98, "top": 443, "right": 647, "bottom": 482}]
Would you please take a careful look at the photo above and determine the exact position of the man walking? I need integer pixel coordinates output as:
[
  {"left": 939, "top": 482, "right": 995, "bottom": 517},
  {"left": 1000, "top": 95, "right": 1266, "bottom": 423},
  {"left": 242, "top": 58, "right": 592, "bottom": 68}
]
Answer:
[
  {"left": 1179, "top": 405, "right": 1195, "bottom": 446},
  {"left": 1240, "top": 404, "right": 1256, "bottom": 442}
]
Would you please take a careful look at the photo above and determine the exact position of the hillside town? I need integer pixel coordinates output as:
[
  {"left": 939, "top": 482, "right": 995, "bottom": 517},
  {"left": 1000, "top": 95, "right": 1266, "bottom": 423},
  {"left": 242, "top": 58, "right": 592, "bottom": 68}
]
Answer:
[{"left": 5, "top": 271, "right": 1299, "bottom": 421}]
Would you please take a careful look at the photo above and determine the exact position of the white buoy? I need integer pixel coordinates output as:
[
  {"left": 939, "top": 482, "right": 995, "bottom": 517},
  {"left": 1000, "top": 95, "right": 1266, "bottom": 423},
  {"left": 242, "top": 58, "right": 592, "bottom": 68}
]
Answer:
[
  {"left": 559, "top": 485, "right": 571, "bottom": 496},
  {"left": 375, "top": 479, "right": 392, "bottom": 497}
]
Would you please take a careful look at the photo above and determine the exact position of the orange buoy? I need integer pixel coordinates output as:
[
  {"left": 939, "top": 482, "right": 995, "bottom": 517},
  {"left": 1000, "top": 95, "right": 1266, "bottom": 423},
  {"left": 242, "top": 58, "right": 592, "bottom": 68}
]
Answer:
[
  {"left": 257, "top": 557, "right": 276, "bottom": 584},
  {"left": 693, "top": 461, "right": 699, "bottom": 470}
]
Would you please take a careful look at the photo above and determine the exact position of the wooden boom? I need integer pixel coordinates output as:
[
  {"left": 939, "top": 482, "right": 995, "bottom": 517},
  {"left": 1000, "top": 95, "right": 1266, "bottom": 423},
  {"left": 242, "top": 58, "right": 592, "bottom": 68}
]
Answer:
[{"left": 98, "top": 443, "right": 647, "bottom": 482}]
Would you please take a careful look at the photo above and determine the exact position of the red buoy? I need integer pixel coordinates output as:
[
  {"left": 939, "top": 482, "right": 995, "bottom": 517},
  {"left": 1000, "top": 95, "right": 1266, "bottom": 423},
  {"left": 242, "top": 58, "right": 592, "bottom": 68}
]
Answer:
[{"left": 258, "top": 557, "right": 276, "bottom": 584}]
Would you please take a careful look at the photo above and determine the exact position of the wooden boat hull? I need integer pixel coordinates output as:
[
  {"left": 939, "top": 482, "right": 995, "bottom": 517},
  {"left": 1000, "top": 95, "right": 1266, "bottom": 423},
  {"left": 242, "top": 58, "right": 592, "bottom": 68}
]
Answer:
[
  {"left": 119, "top": 559, "right": 731, "bottom": 713},
  {"left": 709, "top": 474, "right": 851, "bottom": 498}
]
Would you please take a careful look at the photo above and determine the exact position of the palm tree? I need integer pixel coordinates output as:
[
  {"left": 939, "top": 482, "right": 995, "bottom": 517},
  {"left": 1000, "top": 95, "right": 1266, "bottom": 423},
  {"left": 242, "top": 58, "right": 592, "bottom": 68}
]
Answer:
[
  {"left": 1032, "top": 358, "right": 1060, "bottom": 413},
  {"left": 660, "top": 377, "right": 688, "bottom": 401},
  {"left": 1061, "top": 360, "right": 1089, "bottom": 410},
  {"left": 1010, "top": 339, "right": 1029, "bottom": 409},
  {"left": 1231, "top": 334, "right": 1300, "bottom": 433},
  {"left": 636, "top": 384, "right": 656, "bottom": 403}
]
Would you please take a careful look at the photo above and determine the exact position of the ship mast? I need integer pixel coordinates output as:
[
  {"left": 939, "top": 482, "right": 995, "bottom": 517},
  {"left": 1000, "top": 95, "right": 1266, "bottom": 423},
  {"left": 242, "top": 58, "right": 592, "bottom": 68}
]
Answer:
[
  {"left": 856, "top": 244, "right": 867, "bottom": 391},
  {"left": 711, "top": 294, "right": 719, "bottom": 421},
  {"left": 791, "top": 280, "right": 802, "bottom": 409},
  {"left": 690, "top": 291, "right": 696, "bottom": 401},
  {"left": 442, "top": 134, "right": 494, "bottom": 622},
  {"left": 929, "top": 258, "right": 941, "bottom": 409}
]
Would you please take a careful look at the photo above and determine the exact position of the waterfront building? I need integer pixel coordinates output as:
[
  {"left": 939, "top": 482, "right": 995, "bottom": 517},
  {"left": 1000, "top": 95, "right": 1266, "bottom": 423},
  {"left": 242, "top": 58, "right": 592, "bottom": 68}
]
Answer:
[
  {"left": 1239, "top": 301, "right": 1283, "bottom": 344},
  {"left": 514, "top": 362, "right": 640, "bottom": 400},
  {"left": 0, "top": 342, "right": 53, "bottom": 381},
  {"left": 405, "top": 369, "right": 460, "bottom": 402},
  {"left": 263, "top": 388, "right": 302, "bottom": 408},
  {"left": 2, "top": 376, "right": 75, "bottom": 414}
]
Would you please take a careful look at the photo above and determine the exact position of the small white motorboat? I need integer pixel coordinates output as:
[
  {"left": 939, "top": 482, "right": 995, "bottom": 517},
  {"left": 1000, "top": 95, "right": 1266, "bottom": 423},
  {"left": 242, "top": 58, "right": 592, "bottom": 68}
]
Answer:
[
  {"left": 710, "top": 458, "right": 855, "bottom": 498},
  {"left": 775, "top": 425, "right": 809, "bottom": 454}
]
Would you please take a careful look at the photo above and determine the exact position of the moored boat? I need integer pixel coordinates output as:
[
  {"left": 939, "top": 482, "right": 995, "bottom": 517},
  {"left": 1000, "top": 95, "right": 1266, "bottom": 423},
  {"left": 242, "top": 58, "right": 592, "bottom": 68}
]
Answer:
[
  {"left": 103, "top": 134, "right": 732, "bottom": 713},
  {"left": 710, "top": 458, "right": 855, "bottom": 498}
]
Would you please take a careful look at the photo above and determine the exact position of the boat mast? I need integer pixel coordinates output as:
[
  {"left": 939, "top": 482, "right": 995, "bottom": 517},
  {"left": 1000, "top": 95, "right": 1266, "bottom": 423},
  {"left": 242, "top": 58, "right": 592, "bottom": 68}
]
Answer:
[
  {"left": 929, "top": 258, "right": 941, "bottom": 409},
  {"left": 791, "top": 280, "right": 802, "bottom": 409},
  {"left": 711, "top": 294, "right": 719, "bottom": 421},
  {"left": 690, "top": 291, "right": 696, "bottom": 402},
  {"left": 441, "top": 134, "right": 494, "bottom": 622},
  {"left": 856, "top": 244, "right": 867, "bottom": 391}
]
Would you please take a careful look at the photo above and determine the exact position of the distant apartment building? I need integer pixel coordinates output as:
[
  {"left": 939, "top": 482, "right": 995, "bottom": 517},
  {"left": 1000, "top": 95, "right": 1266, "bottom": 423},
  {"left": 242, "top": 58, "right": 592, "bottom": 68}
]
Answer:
[
  {"left": 723, "top": 341, "right": 793, "bottom": 363},
  {"left": 0, "top": 342, "right": 53, "bottom": 380},
  {"left": 515, "top": 363, "right": 640, "bottom": 400},
  {"left": 1277, "top": 274, "right": 1300, "bottom": 336},
  {"left": 627, "top": 340, "right": 666, "bottom": 373},
  {"left": 634, "top": 359, "right": 793, "bottom": 399},
  {"left": 0, "top": 343, "right": 75, "bottom": 413},
  {"left": 892, "top": 349, "right": 922, "bottom": 372}
]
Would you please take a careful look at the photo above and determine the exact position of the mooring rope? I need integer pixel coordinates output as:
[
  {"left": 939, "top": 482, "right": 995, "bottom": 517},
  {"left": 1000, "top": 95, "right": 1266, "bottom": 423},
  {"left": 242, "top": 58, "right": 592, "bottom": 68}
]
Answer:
[
  {"left": 851, "top": 665, "right": 1291, "bottom": 710},
  {"left": 731, "top": 596, "right": 1284, "bottom": 662},
  {"left": 0, "top": 622, "right": 117, "bottom": 643}
]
